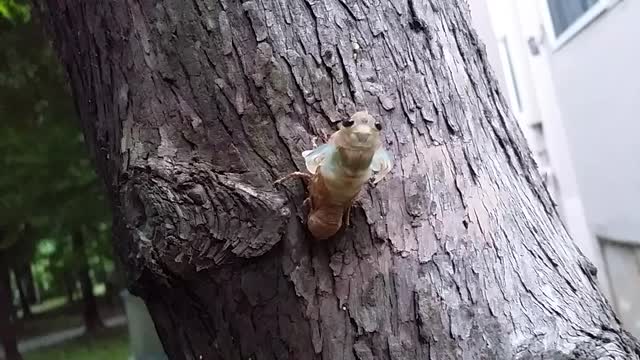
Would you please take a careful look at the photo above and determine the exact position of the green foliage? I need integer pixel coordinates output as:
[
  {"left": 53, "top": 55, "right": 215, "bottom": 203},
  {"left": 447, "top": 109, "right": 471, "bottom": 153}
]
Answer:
[
  {"left": 0, "top": 4, "right": 113, "bottom": 297},
  {"left": 24, "top": 327, "right": 129, "bottom": 360},
  {"left": 0, "top": 0, "right": 29, "bottom": 23}
]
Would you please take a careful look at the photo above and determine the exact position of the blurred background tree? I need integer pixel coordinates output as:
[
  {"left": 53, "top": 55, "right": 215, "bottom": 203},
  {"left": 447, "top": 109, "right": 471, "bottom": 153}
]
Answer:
[{"left": 0, "top": 0, "right": 123, "bottom": 358}]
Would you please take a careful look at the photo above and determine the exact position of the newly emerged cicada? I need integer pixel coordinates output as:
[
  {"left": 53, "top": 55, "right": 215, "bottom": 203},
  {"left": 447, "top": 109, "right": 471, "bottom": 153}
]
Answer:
[{"left": 275, "top": 111, "right": 393, "bottom": 240}]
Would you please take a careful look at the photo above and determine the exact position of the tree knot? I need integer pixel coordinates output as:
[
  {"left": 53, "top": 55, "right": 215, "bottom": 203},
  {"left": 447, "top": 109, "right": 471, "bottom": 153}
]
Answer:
[{"left": 120, "top": 158, "right": 291, "bottom": 280}]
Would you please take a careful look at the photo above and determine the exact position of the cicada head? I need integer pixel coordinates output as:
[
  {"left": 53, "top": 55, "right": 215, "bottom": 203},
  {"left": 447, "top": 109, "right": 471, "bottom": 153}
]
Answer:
[{"left": 338, "top": 111, "right": 383, "bottom": 150}]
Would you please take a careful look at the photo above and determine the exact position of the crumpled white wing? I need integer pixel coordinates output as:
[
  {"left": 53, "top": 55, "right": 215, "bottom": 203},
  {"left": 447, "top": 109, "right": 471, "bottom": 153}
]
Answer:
[
  {"left": 370, "top": 147, "right": 393, "bottom": 184},
  {"left": 302, "top": 143, "right": 336, "bottom": 174}
]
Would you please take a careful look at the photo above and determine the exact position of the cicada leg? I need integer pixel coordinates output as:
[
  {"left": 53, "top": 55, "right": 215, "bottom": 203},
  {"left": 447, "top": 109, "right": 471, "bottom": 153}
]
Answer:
[
  {"left": 273, "top": 171, "right": 312, "bottom": 186},
  {"left": 311, "top": 129, "right": 331, "bottom": 148},
  {"left": 302, "top": 197, "right": 312, "bottom": 210},
  {"left": 342, "top": 192, "right": 362, "bottom": 228},
  {"left": 343, "top": 206, "right": 351, "bottom": 227}
]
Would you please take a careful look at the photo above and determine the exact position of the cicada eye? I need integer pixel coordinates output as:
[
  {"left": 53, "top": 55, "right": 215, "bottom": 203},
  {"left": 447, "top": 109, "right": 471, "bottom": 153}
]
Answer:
[
  {"left": 342, "top": 118, "right": 354, "bottom": 127},
  {"left": 375, "top": 122, "right": 382, "bottom": 131}
]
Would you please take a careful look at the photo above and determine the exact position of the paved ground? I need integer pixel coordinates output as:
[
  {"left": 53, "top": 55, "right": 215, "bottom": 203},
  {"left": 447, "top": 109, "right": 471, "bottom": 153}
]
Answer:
[{"left": 0, "top": 315, "right": 127, "bottom": 359}]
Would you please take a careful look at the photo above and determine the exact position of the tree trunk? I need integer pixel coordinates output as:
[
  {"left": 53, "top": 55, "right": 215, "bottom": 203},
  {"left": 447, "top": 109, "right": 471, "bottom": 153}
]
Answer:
[
  {"left": 72, "top": 230, "right": 103, "bottom": 333},
  {"left": 22, "top": 265, "right": 37, "bottom": 305},
  {"left": 34, "top": 0, "right": 640, "bottom": 359},
  {"left": 0, "top": 259, "right": 23, "bottom": 360},
  {"left": 63, "top": 270, "right": 75, "bottom": 304},
  {"left": 12, "top": 267, "right": 32, "bottom": 319}
]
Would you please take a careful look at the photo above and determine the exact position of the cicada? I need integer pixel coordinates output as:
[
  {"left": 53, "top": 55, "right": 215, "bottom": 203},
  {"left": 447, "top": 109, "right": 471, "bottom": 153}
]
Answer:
[{"left": 275, "top": 111, "right": 393, "bottom": 240}]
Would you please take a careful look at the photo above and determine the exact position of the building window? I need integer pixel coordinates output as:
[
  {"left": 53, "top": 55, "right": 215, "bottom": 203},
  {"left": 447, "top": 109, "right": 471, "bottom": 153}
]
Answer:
[
  {"left": 542, "top": 0, "right": 619, "bottom": 49},
  {"left": 546, "top": 0, "right": 598, "bottom": 36}
]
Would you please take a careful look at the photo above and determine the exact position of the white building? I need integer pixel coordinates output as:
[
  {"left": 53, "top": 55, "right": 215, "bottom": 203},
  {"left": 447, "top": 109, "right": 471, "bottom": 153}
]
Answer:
[{"left": 469, "top": 0, "right": 640, "bottom": 337}]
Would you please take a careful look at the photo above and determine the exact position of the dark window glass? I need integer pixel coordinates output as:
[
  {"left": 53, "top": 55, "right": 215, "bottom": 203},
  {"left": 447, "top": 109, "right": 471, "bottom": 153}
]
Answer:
[{"left": 546, "top": 0, "right": 599, "bottom": 36}]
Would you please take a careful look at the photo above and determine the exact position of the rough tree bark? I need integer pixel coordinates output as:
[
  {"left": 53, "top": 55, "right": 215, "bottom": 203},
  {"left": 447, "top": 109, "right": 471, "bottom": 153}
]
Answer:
[
  {"left": 34, "top": 0, "right": 640, "bottom": 359},
  {"left": 72, "top": 230, "right": 104, "bottom": 333}
]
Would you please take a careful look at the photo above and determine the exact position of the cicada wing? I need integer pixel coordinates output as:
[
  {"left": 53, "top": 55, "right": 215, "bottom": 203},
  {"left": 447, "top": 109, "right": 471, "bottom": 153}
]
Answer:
[
  {"left": 302, "top": 143, "right": 336, "bottom": 174},
  {"left": 370, "top": 147, "right": 393, "bottom": 184}
]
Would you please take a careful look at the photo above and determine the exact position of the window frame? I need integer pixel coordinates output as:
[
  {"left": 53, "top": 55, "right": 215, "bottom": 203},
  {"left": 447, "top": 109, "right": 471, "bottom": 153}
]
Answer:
[
  {"left": 496, "top": 36, "right": 524, "bottom": 117},
  {"left": 540, "top": 0, "right": 621, "bottom": 51}
]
